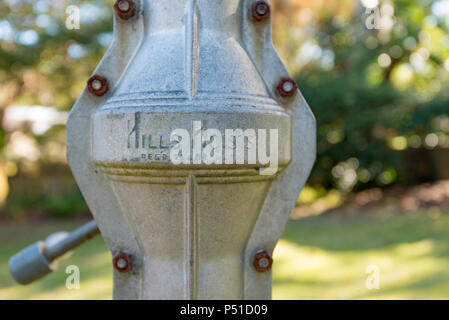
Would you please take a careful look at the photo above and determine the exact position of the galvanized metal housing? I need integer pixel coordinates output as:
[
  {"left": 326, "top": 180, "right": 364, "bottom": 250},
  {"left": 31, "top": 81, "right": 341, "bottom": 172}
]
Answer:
[{"left": 67, "top": 0, "right": 315, "bottom": 299}]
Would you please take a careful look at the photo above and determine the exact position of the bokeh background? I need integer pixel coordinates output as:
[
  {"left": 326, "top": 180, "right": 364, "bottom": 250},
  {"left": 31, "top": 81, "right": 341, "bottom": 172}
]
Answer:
[{"left": 1, "top": 0, "right": 449, "bottom": 299}]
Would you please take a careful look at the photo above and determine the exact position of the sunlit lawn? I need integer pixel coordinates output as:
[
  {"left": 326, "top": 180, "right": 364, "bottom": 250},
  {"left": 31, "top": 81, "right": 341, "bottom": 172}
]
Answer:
[{"left": 1, "top": 208, "right": 449, "bottom": 300}]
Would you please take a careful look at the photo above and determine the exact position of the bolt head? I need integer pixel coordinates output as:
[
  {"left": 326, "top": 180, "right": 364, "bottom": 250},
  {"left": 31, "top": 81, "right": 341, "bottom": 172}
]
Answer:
[
  {"left": 114, "top": 0, "right": 136, "bottom": 20},
  {"left": 251, "top": 1, "right": 271, "bottom": 22},
  {"left": 277, "top": 78, "right": 297, "bottom": 97},
  {"left": 113, "top": 252, "right": 133, "bottom": 273},
  {"left": 116, "top": 258, "right": 127, "bottom": 269},
  {"left": 87, "top": 75, "right": 109, "bottom": 96},
  {"left": 91, "top": 80, "right": 102, "bottom": 90},
  {"left": 118, "top": 0, "right": 130, "bottom": 12},
  {"left": 253, "top": 251, "right": 273, "bottom": 272}
]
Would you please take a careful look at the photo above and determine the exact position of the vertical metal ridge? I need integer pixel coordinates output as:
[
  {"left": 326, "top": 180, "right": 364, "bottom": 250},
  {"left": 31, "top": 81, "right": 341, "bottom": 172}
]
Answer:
[
  {"left": 185, "top": 174, "right": 198, "bottom": 299},
  {"left": 185, "top": 0, "right": 200, "bottom": 101}
]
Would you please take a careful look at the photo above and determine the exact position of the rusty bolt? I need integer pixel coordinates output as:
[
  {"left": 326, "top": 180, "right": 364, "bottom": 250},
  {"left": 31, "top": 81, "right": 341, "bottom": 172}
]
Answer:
[
  {"left": 114, "top": 0, "right": 136, "bottom": 20},
  {"left": 253, "top": 251, "right": 273, "bottom": 272},
  {"left": 87, "top": 75, "right": 109, "bottom": 96},
  {"left": 277, "top": 77, "right": 297, "bottom": 97},
  {"left": 251, "top": 1, "right": 271, "bottom": 22},
  {"left": 113, "top": 252, "right": 133, "bottom": 273}
]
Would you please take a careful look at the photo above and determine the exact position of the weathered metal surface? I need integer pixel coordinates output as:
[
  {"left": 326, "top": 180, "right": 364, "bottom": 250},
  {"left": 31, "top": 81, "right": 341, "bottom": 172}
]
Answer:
[
  {"left": 9, "top": 221, "right": 100, "bottom": 285},
  {"left": 67, "top": 0, "right": 316, "bottom": 300}
]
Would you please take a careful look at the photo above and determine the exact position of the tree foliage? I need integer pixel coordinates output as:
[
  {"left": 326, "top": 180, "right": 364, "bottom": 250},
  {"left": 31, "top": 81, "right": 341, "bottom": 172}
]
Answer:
[{"left": 0, "top": 0, "right": 448, "bottom": 207}]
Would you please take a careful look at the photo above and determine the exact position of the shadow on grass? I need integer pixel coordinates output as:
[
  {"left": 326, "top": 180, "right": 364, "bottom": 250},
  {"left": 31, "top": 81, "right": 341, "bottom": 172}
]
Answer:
[
  {"left": 271, "top": 209, "right": 449, "bottom": 299},
  {"left": 2, "top": 210, "right": 449, "bottom": 299},
  {"left": 283, "top": 210, "right": 449, "bottom": 253}
]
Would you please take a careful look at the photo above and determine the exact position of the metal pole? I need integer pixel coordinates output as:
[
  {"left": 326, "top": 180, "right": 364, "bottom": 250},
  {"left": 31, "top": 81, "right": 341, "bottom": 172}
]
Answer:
[
  {"left": 9, "top": 221, "right": 100, "bottom": 285},
  {"left": 44, "top": 220, "right": 99, "bottom": 261}
]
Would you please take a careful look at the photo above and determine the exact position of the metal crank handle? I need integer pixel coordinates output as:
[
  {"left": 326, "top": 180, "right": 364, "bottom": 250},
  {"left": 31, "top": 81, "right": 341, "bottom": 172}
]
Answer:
[{"left": 9, "top": 220, "right": 100, "bottom": 285}]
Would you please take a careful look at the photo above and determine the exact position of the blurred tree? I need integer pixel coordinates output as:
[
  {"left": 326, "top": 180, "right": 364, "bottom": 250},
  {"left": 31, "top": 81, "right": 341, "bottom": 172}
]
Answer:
[
  {"left": 0, "top": 0, "right": 448, "bottom": 217},
  {"left": 272, "top": 0, "right": 449, "bottom": 191},
  {"left": 0, "top": 0, "right": 113, "bottom": 213}
]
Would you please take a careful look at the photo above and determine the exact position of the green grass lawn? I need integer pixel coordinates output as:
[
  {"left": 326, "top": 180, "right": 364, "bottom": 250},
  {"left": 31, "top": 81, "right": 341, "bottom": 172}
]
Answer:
[{"left": 1, "top": 208, "right": 449, "bottom": 300}]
